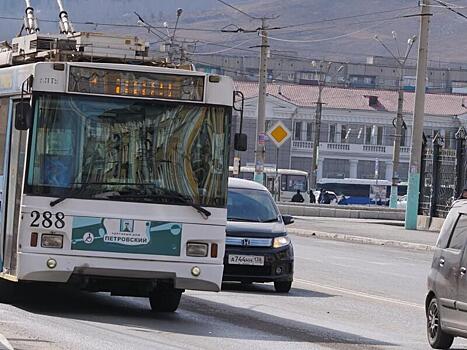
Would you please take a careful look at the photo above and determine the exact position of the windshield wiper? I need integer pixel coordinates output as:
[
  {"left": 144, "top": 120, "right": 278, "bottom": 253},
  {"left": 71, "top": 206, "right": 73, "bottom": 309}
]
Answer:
[
  {"left": 227, "top": 217, "right": 260, "bottom": 222},
  {"left": 261, "top": 217, "right": 280, "bottom": 223},
  {"left": 50, "top": 181, "right": 95, "bottom": 207},
  {"left": 104, "top": 187, "right": 212, "bottom": 220}
]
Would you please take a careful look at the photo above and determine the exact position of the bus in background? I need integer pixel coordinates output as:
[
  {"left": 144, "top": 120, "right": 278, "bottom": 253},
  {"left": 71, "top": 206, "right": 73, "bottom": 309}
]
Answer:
[
  {"left": 229, "top": 166, "right": 309, "bottom": 202},
  {"left": 317, "top": 178, "right": 408, "bottom": 205},
  {"left": 0, "top": 2, "right": 247, "bottom": 313}
]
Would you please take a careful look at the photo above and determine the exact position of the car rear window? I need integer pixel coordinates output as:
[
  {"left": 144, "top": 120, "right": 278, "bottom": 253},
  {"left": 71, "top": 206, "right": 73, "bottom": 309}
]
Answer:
[
  {"left": 437, "top": 207, "right": 459, "bottom": 248},
  {"left": 447, "top": 214, "right": 467, "bottom": 250}
]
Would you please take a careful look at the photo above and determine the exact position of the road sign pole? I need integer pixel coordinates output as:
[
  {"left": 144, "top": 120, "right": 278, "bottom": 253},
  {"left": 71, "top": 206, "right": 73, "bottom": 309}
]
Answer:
[{"left": 276, "top": 147, "right": 280, "bottom": 201}]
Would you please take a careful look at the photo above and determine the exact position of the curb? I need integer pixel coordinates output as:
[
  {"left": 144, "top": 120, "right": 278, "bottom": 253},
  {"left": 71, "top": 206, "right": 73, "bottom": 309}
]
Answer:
[{"left": 288, "top": 228, "right": 435, "bottom": 251}]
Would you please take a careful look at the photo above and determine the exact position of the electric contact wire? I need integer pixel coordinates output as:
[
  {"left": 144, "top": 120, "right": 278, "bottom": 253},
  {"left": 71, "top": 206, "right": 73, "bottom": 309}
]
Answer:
[
  {"left": 278, "top": 5, "right": 420, "bottom": 30},
  {"left": 214, "top": 0, "right": 260, "bottom": 20},
  {"left": 186, "top": 39, "right": 255, "bottom": 55},
  {"left": 432, "top": 0, "right": 467, "bottom": 20},
  {"left": 261, "top": 22, "right": 387, "bottom": 44}
]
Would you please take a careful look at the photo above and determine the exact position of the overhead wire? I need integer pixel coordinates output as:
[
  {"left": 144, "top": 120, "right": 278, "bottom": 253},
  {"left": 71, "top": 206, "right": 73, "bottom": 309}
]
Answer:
[
  {"left": 186, "top": 39, "right": 256, "bottom": 55},
  {"left": 214, "top": 0, "right": 260, "bottom": 20},
  {"left": 432, "top": 0, "right": 467, "bottom": 20},
  {"left": 277, "top": 5, "right": 420, "bottom": 30},
  {"left": 262, "top": 22, "right": 388, "bottom": 44}
]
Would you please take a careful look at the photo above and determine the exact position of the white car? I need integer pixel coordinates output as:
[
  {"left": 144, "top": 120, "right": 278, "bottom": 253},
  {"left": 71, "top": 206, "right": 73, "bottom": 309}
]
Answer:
[{"left": 397, "top": 195, "right": 407, "bottom": 209}]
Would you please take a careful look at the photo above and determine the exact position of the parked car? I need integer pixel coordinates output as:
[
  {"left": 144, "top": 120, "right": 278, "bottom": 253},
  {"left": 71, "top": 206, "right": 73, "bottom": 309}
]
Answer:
[
  {"left": 223, "top": 178, "right": 294, "bottom": 293},
  {"left": 426, "top": 199, "right": 467, "bottom": 348},
  {"left": 397, "top": 195, "right": 407, "bottom": 209}
]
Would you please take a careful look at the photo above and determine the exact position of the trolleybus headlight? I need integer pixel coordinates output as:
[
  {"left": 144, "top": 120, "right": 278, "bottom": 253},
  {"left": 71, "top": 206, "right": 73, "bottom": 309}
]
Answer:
[
  {"left": 46, "top": 258, "right": 57, "bottom": 269},
  {"left": 187, "top": 243, "right": 208, "bottom": 257},
  {"left": 41, "top": 234, "right": 64, "bottom": 249},
  {"left": 191, "top": 266, "right": 201, "bottom": 277},
  {"left": 273, "top": 236, "right": 291, "bottom": 249}
]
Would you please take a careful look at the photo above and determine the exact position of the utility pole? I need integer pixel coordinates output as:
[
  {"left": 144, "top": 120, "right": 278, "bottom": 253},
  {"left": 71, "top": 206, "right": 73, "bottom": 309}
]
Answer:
[
  {"left": 390, "top": 78, "right": 404, "bottom": 208},
  {"left": 405, "top": 0, "right": 431, "bottom": 230},
  {"left": 310, "top": 62, "right": 342, "bottom": 190},
  {"left": 254, "top": 18, "right": 269, "bottom": 184},
  {"left": 310, "top": 82, "right": 324, "bottom": 190},
  {"left": 374, "top": 34, "right": 417, "bottom": 208}
]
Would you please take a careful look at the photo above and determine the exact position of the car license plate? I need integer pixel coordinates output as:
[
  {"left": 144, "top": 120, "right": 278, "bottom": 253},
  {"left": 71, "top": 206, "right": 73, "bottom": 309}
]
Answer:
[{"left": 228, "top": 254, "right": 264, "bottom": 266}]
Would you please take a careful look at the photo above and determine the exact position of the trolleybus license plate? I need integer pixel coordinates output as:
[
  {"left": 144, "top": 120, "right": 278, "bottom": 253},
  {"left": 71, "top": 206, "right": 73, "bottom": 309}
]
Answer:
[{"left": 228, "top": 254, "right": 264, "bottom": 266}]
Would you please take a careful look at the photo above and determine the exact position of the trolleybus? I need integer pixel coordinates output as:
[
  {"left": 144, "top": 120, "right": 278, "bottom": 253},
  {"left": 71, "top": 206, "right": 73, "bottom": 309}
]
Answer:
[{"left": 0, "top": 3, "right": 246, "bottom": 312}]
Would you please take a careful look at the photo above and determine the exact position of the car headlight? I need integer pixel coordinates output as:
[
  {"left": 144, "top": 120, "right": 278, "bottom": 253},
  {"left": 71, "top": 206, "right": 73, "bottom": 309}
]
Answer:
[{"left": 273, "top": 235, "right": 291, "bottom": 248}]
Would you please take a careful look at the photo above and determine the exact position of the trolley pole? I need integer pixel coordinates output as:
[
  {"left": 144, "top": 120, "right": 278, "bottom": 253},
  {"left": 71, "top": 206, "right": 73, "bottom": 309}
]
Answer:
[
  {"left": 254, "top": 18, "right": 269, "bottom": 184},
  {"left": 405, "top": 0, "right": 431, "bottom": 230}
]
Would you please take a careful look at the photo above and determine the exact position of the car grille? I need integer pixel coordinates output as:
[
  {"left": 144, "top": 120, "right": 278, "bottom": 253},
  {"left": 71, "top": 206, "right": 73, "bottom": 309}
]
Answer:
[{"left": 226, "top": 236, "right": 272, "bottom": 247}]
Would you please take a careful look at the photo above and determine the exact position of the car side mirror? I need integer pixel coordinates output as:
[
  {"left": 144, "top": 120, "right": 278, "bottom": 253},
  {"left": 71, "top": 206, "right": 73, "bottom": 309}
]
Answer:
[
  {"left": 234, "top": 133, "right": 247, "bottom": 151},
  {"left": 15, "top": 102, "right": 32, "bottom": 130},
  {"left": 282, "top": 215, "right": 294, "bottom": 225}
]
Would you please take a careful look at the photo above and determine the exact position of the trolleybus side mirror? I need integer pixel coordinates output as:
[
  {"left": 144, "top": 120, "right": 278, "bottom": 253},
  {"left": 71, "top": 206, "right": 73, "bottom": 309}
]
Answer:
[
  {"left": 234, "top": 133, "right": 247, "bottom": 151},
  {"left": 233, "top": 90, "right": 247, "bottom": 151},
  {"left": 15, "top": 102, "right": 32, "bottom": 130}
]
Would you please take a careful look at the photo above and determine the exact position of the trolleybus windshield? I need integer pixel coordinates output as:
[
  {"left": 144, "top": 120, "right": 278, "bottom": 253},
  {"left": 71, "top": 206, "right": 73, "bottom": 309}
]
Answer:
[{"left": 25, "top": 93, "right": 230, "bottom": 208}]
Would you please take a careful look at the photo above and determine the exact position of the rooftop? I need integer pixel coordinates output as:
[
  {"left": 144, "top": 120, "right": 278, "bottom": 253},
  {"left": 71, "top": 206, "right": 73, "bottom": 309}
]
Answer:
[{"left": 234, "top": 81, "right": 467, "bottom": 117}]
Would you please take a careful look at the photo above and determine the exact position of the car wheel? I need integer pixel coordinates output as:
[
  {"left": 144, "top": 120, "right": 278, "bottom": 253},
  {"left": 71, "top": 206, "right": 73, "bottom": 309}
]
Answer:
[
  {"left": 427, "top": 297, "right": 454, "bottom": 349},
  {"left": 274, "top": 281, "right": 292, "bottom": 293},
  {"left": 149, "top": 287, "right": 183, "bottom": 313}
]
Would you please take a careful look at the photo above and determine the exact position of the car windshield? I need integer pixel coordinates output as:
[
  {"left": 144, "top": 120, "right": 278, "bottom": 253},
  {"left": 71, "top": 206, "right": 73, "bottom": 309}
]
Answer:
[
  {"left": 227, "top": 187, "right": 279, "bottom": 222},
  {"left": 26, "top": 94, "right": 230, "bottom": 208}
]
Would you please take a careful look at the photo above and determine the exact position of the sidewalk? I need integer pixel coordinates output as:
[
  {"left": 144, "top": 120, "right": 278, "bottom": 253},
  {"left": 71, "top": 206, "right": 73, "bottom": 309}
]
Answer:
[{"left": 288, "top": 216, "right": 439, "bottom": 251}]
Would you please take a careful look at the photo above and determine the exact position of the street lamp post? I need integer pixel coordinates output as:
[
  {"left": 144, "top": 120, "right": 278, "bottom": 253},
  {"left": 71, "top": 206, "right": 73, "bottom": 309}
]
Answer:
[
  {"left": 374, "top": 34, "right": 417, "bottom": 208},
  {"left": 310, "top": 62, "right": 343, "bottom": 191}
]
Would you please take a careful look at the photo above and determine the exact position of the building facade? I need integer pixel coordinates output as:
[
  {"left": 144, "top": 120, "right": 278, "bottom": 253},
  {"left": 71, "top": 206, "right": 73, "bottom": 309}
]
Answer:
[
  {"left": 196, "top": 54, "right": 467, "bottom": 94},
  {"left": 232, "top": 81, "right": 467, "bottom": 185}
]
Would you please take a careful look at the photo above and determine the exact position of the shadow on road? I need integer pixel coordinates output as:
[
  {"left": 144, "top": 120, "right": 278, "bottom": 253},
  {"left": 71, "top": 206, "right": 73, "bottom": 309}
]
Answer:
[
  {"left": 10, "top": 283, "right": 394, "bottom": 348},
  {"left": 222, "top": 282, "right": 333, "bottom": 298}
]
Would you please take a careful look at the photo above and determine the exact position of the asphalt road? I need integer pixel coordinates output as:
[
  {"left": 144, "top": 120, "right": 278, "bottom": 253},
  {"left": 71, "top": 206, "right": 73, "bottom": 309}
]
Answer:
[{"left": 0, "top": 236, "right": 465, "bottom": 350}]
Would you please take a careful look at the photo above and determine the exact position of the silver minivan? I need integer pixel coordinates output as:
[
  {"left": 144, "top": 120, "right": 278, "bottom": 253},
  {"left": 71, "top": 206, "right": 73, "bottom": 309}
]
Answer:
[{"left": 426, "top": 199, "right": 467, "bottom": 348}]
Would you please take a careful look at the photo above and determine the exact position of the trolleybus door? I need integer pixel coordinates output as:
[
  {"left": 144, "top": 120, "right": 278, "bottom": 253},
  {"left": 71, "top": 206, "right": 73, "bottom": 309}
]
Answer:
[
  {"left": 1, "top": 100, "right": 28, "bottom": 274},
  {"left": 0, "top": 97, "right": 10, "bottom": 271}
]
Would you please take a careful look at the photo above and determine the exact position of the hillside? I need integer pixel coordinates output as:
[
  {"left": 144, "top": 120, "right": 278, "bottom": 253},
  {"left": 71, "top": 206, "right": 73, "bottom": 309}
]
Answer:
[{"left": 0, "top": 0, "right": 465, "bottom": 64}]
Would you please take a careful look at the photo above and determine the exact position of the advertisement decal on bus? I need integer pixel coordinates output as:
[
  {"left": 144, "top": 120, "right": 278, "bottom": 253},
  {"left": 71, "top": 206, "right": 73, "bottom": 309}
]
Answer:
[{"left": 71, "top": 217, "right": 182, "bottom": 255}]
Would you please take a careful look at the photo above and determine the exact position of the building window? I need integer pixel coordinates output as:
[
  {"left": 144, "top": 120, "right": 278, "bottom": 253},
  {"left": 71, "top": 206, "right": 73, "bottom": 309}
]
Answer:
[
  {"left": 341, "top": 125, "right": 351, "bottom": 143},
  {"left": 365, "top": 125, "right": 383, "bottom": 145},
  {"left": 365, "top": 126, "right": 373, "bottom": 145},
  {"left": 323, "top": 158, "right": 350, "bottom": 179},
  {"left": 400, "top": 127, "right": 406, "bottom": 147},
  {"left": 306, "top": 122, "right": 313, "bottom": 141},
  {"left": 265, "top": 120, "right": 273, "bottom": 132},
  {"left": 329, "top": 124, "right": 337, "bottom": 143},
  {"left": 377, "top": 126, "right": 384, "bottom": 145},
  {"left": 294, "top": 121, "right": 302, "bottom": 140},
  {"left": 357, "top": 160, "right": 385, "bottom": 180}
]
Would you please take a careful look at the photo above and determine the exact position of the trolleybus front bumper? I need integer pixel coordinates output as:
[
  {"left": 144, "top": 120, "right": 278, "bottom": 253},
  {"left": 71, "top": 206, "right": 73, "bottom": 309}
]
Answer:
[{"left": 16, "top": 252, "right": 223, "bottom": 292}]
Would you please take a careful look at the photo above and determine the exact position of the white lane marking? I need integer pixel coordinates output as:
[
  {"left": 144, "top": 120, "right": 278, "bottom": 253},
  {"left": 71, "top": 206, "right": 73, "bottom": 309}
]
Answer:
[
  {"left": 295, "top": 278, "right": 424, "bottom": 309},
  {"left": 0, "top": 334, "right": 13, "bottom": 350}
]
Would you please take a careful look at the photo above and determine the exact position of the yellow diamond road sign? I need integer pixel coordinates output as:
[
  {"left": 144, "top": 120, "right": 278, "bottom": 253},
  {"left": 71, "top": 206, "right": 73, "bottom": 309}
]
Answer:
[{"left": 267, "top": 121, "right": 291, "bottom": 148}]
